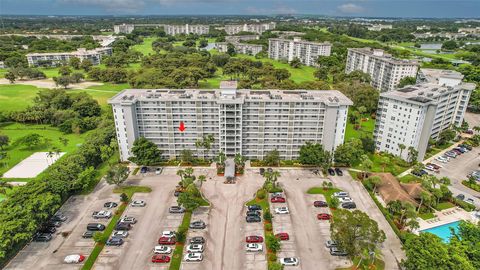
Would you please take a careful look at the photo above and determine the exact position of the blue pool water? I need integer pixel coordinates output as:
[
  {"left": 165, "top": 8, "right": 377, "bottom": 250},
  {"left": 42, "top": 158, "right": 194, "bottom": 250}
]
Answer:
[{"left": 420, "top": 221, "right": 461, "bottom": 242}]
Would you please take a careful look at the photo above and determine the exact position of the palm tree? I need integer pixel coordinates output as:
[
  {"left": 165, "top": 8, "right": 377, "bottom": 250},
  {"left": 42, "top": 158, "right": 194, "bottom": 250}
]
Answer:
[
  {"left": 197, "top": 175, "right": 206, "bottom": 188},
  {"left": 270, "top": 170, "right": 281, "bottom": 189},
  {"left": 184, "top": 167, "right": 194, "bottom": 179},
  {"left": 368, "top": 176, "right": 382, "bottom": 193},
  {"left": 398, "top": 143, "right": 406, "bottom": 158},
  {"left": 418, "top": 191, "right": 431, "bottom": 212},
  {"left": 473, "top": 126, "right": 480, "bottom": 133},
  {"left": 176, "top": 169, "right": 185, "bottom": 181}
]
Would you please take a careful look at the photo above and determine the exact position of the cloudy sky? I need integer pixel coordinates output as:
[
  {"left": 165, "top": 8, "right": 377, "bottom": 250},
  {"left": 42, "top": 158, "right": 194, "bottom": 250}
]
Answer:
[{"left": 1, "top": 0, "right": 479, "bottom": 18}]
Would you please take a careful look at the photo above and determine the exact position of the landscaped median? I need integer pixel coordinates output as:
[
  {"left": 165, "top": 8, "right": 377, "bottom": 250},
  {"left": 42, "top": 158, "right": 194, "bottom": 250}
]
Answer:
[
  {"left": 81, "top": 185, "right": 152, "bottom": 270},
  {"left": 169, "top": 211, "right": 192, "bottom": 270}
]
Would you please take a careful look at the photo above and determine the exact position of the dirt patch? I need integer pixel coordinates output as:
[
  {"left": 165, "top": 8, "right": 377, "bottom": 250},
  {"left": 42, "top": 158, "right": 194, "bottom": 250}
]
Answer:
[{"left": 0, "top": 78, "right": 103, "bottom": 89}]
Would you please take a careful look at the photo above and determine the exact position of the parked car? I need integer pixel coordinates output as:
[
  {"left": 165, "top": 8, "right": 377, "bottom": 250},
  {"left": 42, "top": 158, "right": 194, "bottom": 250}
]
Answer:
[
  {"left": 333, "top": 191, "right": 349, "bottom": 198},
  {"left": 186, "top": 244, "right": 204, "bottom": 253},
  {"left": 427, "top": 163, "right": 442, "bottom": 170},
  {"left": 158, "top": 236, "right": 176, "bottom": 245},
  {"left": 245, "top": 243, "right": 263, "bottom": 252},
  {"left": 33, "top": 233, "right": 52, "bottom": 242},
  {"left": 120, "top": 216, "right": 137, "bottom": 224},
  {"left": 465, "top": 198, "right": 475, "bottom": 205},
  {"left": 314, "top": 201, "right": 328, "bottom": 207},
  {"left": 460, "top": 144, "right": 472, "bottom": 150},
  {"left": 155, "top": 167, "right": 162, "bottom": 175},
  {"left": 435, "top": 156, "right": 449, "bottom": 163},
  {"left": 92, "top": 210, "right": 112, "bottom": 219},
  {"left": 271, "top": 197, "right": 286, "bottom": 203},
  {"left": 259, "top": 168, "right": 265, "bottom": 176},
  {"left": 184, "top": 253, "right": 203, "bottom": 262},
  {"left": 338, "top": 197, "right": 353, "bottom": 203},
  {"left": 246, "top": 210, "right": 261, "bottom": 217},
  {"left": 330, "top": 247, "right": 348, "bottom": 256},
  {"left": 455, "top": 147, "right": 468, "bottom": 153},
  {"left": 328, "top": 168, "right": 335, "bottom": 176},
  {"left": 190, "top": 220, "right": 206, "bottom": 229},
  {"left": 246, "top": 215, "right": 261, "bottom": 223},
  {"left": 87, "top": 223, "right": 105, "bottom": 231},
  {"left": 64, "top": 254, "right": 85, "bottom": 264},
  {"left": 275, "top": 233, "right": 289, "bottom": 241},
  {"left": 246, "top": 235, "right": 263, "bottom": 243},
  {"left": 114, "top": 223, "right": 131, "bottom": 231},
  {"left": 456, "top": 194, "right": 465, "bottom": 200},
  {"left": 247, "top": 204, "right": 262, "bottom": 211},
  {"left": 151, "top": 255, "right": 171, "bottom": 263},
  {"left": 51, "top": 213, "right": 67, "bottom": 222},
  {"left": 130, "top": 200, "right": 146, "bottom": 207},
  {"left": 325, "top": 240, "right": 337, "bottom": 248},
  {"left": 39, "top": 226, "right": 56, "bottom": 234},
  {"left": 317, "top": 213, "right": 332, "bottom": 220},
  {"left": 280, "top": 257, "right": 299, "bottom": 266},
  {"left": 46, "top": 220, "right": 62, "bottom": 227},
  {"left": 271, "top": 192, "right": 283, "bottom": 197},
  {"left": 267, "top": 168, "right": 273, "bottom": 173},
  {"left": 452, "top": 149, "right": 463, "bottom": 155},
  {"left": 104, "top": 202, "right": 118, "bottom": 208},
  {"left": 190, "top": 236, "right": 205, "bottom": 244},
  {"left": 140, "top": 166, "right": 148, "bottom": 174},
  {"left": 274, "top": 207, "right": 290, "bottom": 214},
  {"left": 82, "top": 231, "right": 94, "bottom": 238},
  {"left": 341, "top": 202, "right": 357, "bottom": 209},
  {"left": 112, "top": 231, "right": 129, "bottom": 238},
  {"left": 424, "top": 164, "right": 436, "bottom": 171},
  {"left": 335, "top": 168, "right": 343, "bottom": 176},
  {"left": 412, "top": 170, "right": 428, "bottom": 177},
  {"left": 154, "top": 245, "right": 172, "bottom": 254},
  {"left": 169, "top": 206, "right": 185, "bottom": 214},
  {"left": 445, "top": 151, "right": 457, "bottom": 158},
  {"left": 162, "top": 231, "right": 176, "bottom": 238},
  {"left": 106, "top": 237, "right": 124, "bottom": 246}
]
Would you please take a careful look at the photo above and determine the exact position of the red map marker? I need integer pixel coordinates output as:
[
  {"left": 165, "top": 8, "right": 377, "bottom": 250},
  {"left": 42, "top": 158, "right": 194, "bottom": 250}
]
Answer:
[{"left": 179, "top": 121, "right": 185, "bottom": 132}]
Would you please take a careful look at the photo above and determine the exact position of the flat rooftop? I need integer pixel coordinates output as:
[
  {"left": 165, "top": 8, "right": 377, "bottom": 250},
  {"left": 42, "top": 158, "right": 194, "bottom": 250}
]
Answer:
[
  {"left": 420, "top": 68, "right": 464, "bottom": 82},
  {"left": 109, "top": 88, "right": 353, "bottom": 106},
  {"left": 269, "top": 38, "right": 331, "bottom": 46},
  {"left": 348, "top": 47, "right": 418, "bottom": 66},
  {"left": 26, "top": 47, "right": 111, "bottom": 57}
]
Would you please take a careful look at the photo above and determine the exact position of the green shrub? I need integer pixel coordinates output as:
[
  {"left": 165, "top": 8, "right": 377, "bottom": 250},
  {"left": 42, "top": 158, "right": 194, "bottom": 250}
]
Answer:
[
  {"left": 175, "top": 228, "right": 187, "bottom": 243},
  {"left": 265, "top": 223, "right": 272, "bottom": 231},
  {"left": 120, "top": 193, "right": 129, "bottom": 203},
  {"left": 268, "top": 253, "right": 277, "bottom": 262},
  {"left": 263, "top": 210, "right": 272, "bottom": 222},
  {"left": 93, "top": 232, "right": 108, "bottom": 244},
  {"left": 256, "top": 189, "right": 266, "bottom": 200},
  {"left": 268, "top": 186, "right": 283, "bottom": 193}
]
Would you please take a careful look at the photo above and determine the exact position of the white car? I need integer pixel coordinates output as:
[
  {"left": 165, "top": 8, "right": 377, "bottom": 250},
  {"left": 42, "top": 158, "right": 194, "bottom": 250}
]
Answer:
[
  {"left": 153, "top": 245, "right": 172, "bottom": 254},
  {"left": 338, "top": 197, "right": 353, "bottom": 203},
  {"left": 155, "top": 167, "right": 162, "bottom": 175},
  {"left": 435, "top": 157, "right": 448, "bottom": 163},
  {"left": 246, "top": 243, "right": 263, "bottom": 252},
  {"left": 184, "top": 252, "right": 203, "bottom": 262},
  {"left": 274, "top": 207, "right": 290, "bottom": 214},
  {"left": 272, "top": 192, "right": 283, "bottom": 197},
  {"left": 280, "top": 257, "right": 299, "bottom": 266},
  {"left": 112, "top": 231, "right": 128, "bottom": 238},
  {"left": 92, "top": 210, "right": 112, "bottom": 219},
  {"left": 186, "top": 244, "right": 204, "bottom": 253},
  {"left": 130, "top": 200, "right": 146, "bottom": 207},
  {"left": 120, "top": 216, "right": 137, "bottom": 224},
  {"left": 333, "top": 192, "right": 349, "bottom": 198},
  {"left": 162, "top": 230, "right": 176, "bottom": 238},
  {"left": 425, "top": 165, "right": 435, "bottom": 171},
  {"left": 64, "top": 254, "right": 86, "bottom": 264}
]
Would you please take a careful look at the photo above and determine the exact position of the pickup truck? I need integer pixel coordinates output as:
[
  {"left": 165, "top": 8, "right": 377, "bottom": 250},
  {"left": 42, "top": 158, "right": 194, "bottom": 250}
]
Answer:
[{"left": 92, "top": 210, "right": 112, "bottom": 219}]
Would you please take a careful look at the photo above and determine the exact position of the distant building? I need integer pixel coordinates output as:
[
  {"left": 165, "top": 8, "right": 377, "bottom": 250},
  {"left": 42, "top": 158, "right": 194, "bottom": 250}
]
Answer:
[
  {"left": 216, "top": 42, "right": 263, "bottom": 56},
  {"left": 114, "top": 24, "right": 135, "bottom": 34},
  {"left": 271, "top": 31, "right": 306, "bottom": 38},
  {"left": 367, "top": 24, "right": 393, "bottom": 31},
  {"left": 346, "top": 48, "right": 419, "bottom": 92},
  {"left": 26, "top": 47, "right": 112, "bottom": 67},
  {"left": 458, "top": 27, "right": 480, "bottom": 34},
  {"left": 224, "top": 22, "right": 276, "bottom": 35},
  {"left": 225, "top": 35, "right": 259, "bottom": 43},
  {"left": 268, "top": 37, "right": 331, "bottom": 67},
  {"left": 373, "top": 69, "right": 475, "bottom": 161},
  {"left": 416, "top": 25, "right": 431, "bottom": 31},
  {"left": 164, "top": 24, "right": 210, "bottom": 35}
]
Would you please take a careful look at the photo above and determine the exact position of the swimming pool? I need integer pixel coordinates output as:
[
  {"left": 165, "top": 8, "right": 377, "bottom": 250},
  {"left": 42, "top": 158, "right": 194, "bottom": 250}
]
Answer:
[{"left": 420, "top": 220, "right": 460, "bottom": 242}]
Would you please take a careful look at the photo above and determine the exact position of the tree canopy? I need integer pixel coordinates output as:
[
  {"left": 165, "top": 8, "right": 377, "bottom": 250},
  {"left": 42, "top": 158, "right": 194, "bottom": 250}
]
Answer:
[{"left": 129, "top": 137, "right": 163, "bottom": 165}]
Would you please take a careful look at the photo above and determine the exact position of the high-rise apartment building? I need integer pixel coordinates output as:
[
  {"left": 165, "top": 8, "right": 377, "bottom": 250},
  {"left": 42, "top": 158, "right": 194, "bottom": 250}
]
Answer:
[
  {"left": 215, "top": 42, "right": 263, "bottom": 56},
  {"left": 108, "top": 83, "right": 352, "bottom": 162},
  {"left": 224, "top": 22, "right": 276, "bottom": 35},
  {"left": 114, "top": 24, "right": 135, "bottom": 34},
  {"left": 268, "top": 37, "right": 332, "bottom": 67},
  {"left": 26, "top": 47, "right": 112, "bottom": 67},
  {"left": 373, "top": 69, "right": 475, "bottom": 161},
  {"left": 164, "top": 24, "right": 210, "bottom": 35},
  {"left": 346, "top": 48, "right": 419, "bottom": 92}
]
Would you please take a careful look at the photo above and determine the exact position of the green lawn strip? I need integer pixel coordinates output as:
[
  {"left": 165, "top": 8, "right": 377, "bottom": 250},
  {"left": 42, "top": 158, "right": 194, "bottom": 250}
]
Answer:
[
  {"left": 306, "top": 187, "right": 341, "bottom": 205},
  {"left": 418, "top": 212, "right": 436, "bottom": 220},
  {"left": 81, "top": 203, "right": 127, "bottom": 270},
  {"left": 112, "top": 185, "right": 152, "bottom": 198},
  {"left": 435, "top": 202, "right": 455, "bottom": 211},
  {"left": 132, "top": 37, "right": 156, "bottom": 56},
  {"left": 398, "top": 174, "right": 421, "bottom": 183},
  {"left": 461, "top": 180, "right": 480, "bottom": 192},
  {"left": 169, "top": 211, "right": 192, "bottom": 270}
]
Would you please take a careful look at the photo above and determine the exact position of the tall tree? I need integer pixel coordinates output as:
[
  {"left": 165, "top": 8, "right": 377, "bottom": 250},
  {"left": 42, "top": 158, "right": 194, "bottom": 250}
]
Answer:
[
  {"left": 105, "top": 165, "right": 129, "bottom": 186},
  {"left": 129, "top": 137, "right": 162, "bottom": 165}
]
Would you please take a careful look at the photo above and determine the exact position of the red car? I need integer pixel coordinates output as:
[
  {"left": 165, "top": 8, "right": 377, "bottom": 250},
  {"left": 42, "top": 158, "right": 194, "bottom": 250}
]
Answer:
[
  {"left": 317, "top": 213, "right": 331, "bottom": 220},
  {"left": 275, "top": 233, "right": 289, "bottom": 241},
  {"left": 246, "top": 236, "right": 264, "bottom": 243},
  {"left": 152, "top": 255, "right": 171, "bottom": 263},
  {"left": 314, "top": 201, "right": 328, "bottom": 207},
  {"left": 158, "top": 236, "right": 176, "bottom": 245},
  {"left": 271, "top": 197, "right": 286, "bottom": 203}
]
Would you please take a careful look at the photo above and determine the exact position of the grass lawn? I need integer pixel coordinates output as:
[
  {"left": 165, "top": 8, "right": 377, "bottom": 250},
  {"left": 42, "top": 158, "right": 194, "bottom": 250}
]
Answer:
[
  {"left": 169, "top": 211, "right": 192, "bottom": 270},
  {"left": 352, "top": 153, "right": 410, "bottom": 176},
  {"left": 113, "top": 185, "right": 152, "bottom": 198},
  {"left": 435, "top": 202, "right": 455, "bottom": 211},
  {"left": 246, "top": 191, "right": 269, "bottom": 211},
  {"left": 0, "top": 122, "right": 88, "bottom": 177},
  {"left": 0, "top": 84, "right": 47, "bottom": 112},
  {"left": 398, "top": 174, "right": 421, "bottom": 183},
  {"left": 306, "top": 187, "right": 341, "bottom": 205},
  {"left": 344, "top": 117, "right": 375, "bottom": 141},
  {"left": 419, "top": 212, "right": 436, "bottom": 220},
  {"left": 132, "top": 37, "right": 156, "bottom": 56}
]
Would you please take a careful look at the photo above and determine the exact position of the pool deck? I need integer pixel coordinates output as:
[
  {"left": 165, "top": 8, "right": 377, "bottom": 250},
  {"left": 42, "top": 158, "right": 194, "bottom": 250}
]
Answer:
[{"left": 414, "top": 207, "right": 478, "bottom": 233}]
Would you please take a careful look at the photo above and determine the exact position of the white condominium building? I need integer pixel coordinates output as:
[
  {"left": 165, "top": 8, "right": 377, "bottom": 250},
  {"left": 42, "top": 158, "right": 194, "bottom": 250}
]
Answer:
[
  {"left": 374, "top": 69, "right": 475, "bottom": 161},
  {"left": 216, "top": 42, "right": 263, "bottom": 56},
  {"left": 225, "top": 35, "right": 259, "bottom": 43},
  {"left": 26, "top": 47, "right": 112, "bottom": 67},
  {"left": 114, "top": 24, "right": 135, "bottom": 34},
  {"left": 224, "top": 22, "right": 276, "bottom": 35},
  {"left": 367, "top": 24, "right": 393, "bottom": 31},
  {"left": 346, "top": 48, "right": 419, "bottom": 92},
  {"left": 108, "top": 83, "right": 352, "bottom": 162},
  {"left": 268, "top": 37, "right": 332, "bottom": 67},
  {"left": 164, "top": 24, "right": 210, "bottom": 35}
]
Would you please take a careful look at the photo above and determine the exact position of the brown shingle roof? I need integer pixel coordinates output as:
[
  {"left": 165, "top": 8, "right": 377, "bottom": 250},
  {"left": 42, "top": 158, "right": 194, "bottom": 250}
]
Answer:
[{"left": 374, "top": 173, "right": 419, "bottom": 207}]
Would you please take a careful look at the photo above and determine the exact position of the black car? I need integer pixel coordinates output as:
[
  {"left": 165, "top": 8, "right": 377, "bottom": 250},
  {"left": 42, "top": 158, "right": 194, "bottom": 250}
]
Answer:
[
  {"left": 106, "top": 237, "right": 124, "bottom": 246},
  {"left": 328, "top": 168, "right": 335, "bottom": 176},
  {"left": 115, "top": 222, "right": 132, "bottom": 231},
  {"left": 33, "top": 233, "right": 52, "bottom": 242},
  {"left": 456, "top": 194, "right": 466, "bottom": 201},
  {"left": 246, "top": 215, "right": 261, "bottom": 223},
  {"left": 334, "top": 168, "right": 343, "bottom": 176},
  {"left": 460, "top": 144, "right": 472, "bottom": 150},
  {"left": 342, "top": 202, "right": 357, "bottom": 209},
  {"left": 39, "top": 226, "right": 57, "bottom": 234},
  {"left": 87, "top": 223, "right": 106, "bottom": 231},
  {"left": 190, "top": 221, "right": 206, "bottom": 229},
  {"left": 140, "top": 166, "right": 148, "bottom": 174},
  {"left": 82, "top": 231, "right": 94, "bottom": 238},
  {"left": 104, "top": 202, "right": 118, "bottom": 208},
  {"left": 246, "top": 210, "right": 260, "bottom": 217},
  {"left": 259, "top": 168, "right": 265, "bottom": 176},
  {"left": 46, "top": 220, "right": 62, "bottom": 227},
  {"left": 190, "top": 236, "right": 205, "bottom": 244},
  {"left": 51, "top": 213, "right": 67, "bottom": 222},
  {"left": 247, "top": 204, "right": 262, "bottom": 211},
  {"left": 412, "top": 170, "right": 427, "bottom": 177}
]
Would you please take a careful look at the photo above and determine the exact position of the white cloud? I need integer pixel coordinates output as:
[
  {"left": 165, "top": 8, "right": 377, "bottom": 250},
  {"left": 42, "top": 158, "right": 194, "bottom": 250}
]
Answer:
[
  {"left": 337, "top": 3, "right": 365, "bottom": 14},
  {"left": 58, "top": 0, "right": 145, "bottom": 12}
]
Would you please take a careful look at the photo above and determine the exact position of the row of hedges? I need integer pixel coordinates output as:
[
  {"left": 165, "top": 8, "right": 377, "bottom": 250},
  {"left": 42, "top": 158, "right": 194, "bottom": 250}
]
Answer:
[{"left": 0, "top": 118, "right": 116, "bottom": 267}]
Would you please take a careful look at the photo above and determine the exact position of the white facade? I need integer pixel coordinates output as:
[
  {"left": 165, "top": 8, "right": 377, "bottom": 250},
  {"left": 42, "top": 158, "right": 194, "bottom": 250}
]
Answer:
[
  {"left": 367, "top": 24, "right": 393, "bottom": 31},
  {"left": 346, "top": 48, "right": 419, "bottom": 92},
  {"left": 164, "top": 24, "right": 210, "bottom": 35},
  {"left": 114, "top": 24, "right": 135, "bottom": 34},
  {"left": 374, "top": 69, "right": 475, "bottom": 161},
  {"left": 224, "top": 22, "right": 276, "bottom": 35},
  {"left": 268, "top": 37, "right": 331, "bottom": 67},
  {"left": 108, "top": 86, "right": 352, "bottom": 162},
  {"left": 216, "top": 42, "right": 263, "bottom": 56},
  {"left": 26, "top": 47, "right": 112, "bottom": 67},
  {"left": 225, "top": 35, "right": 259, "bottom": 43}
]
